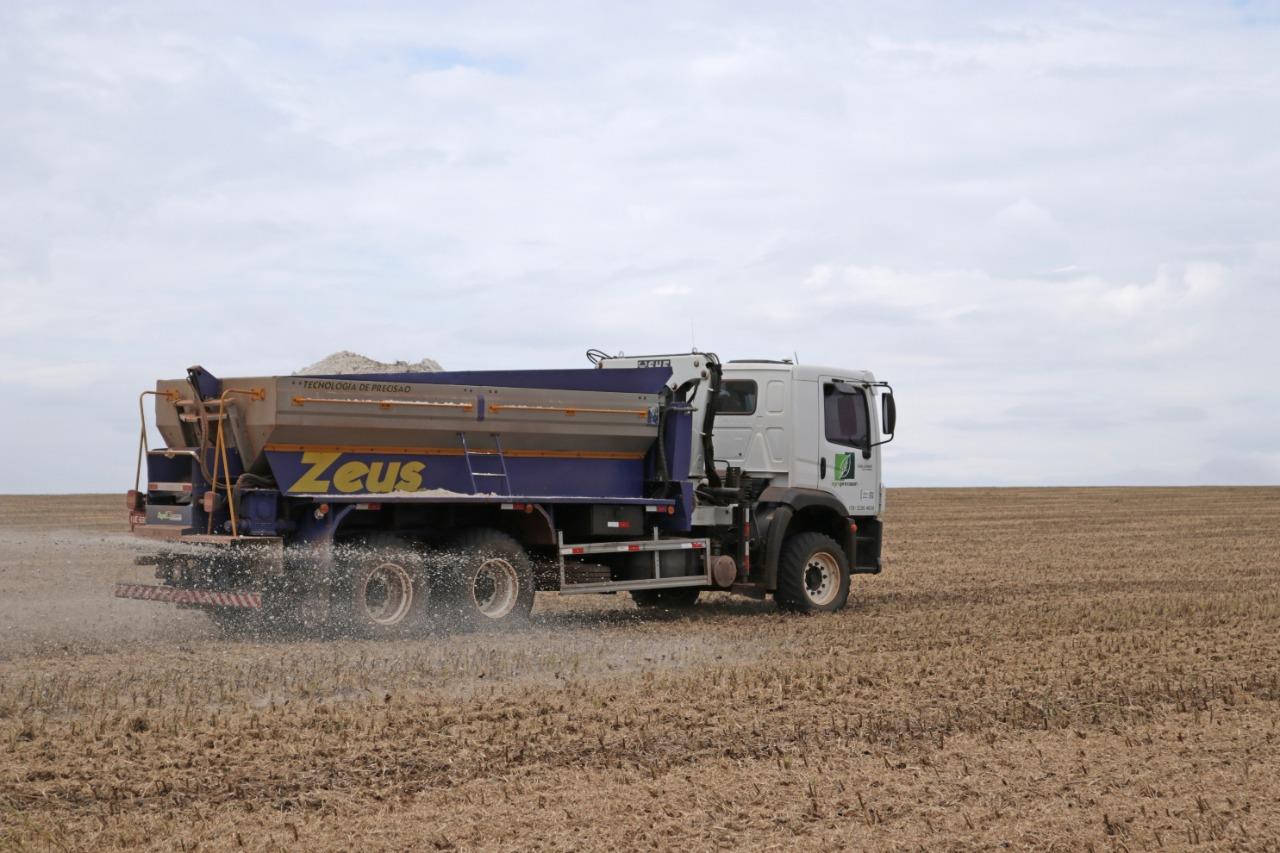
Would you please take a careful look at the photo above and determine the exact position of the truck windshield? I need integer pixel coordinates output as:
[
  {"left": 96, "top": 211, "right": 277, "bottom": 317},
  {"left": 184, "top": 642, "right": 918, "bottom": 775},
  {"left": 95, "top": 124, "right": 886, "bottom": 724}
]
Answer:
[{"left": 823, "top": 383, "right": 868, "bottom": 448}]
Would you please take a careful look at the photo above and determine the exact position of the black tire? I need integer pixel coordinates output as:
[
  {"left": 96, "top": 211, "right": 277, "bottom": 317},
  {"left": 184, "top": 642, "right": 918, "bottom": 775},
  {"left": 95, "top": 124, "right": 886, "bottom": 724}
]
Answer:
[
  {"left": 630, "top": 587, "right": 701, "bottom": 609},
  {"left": 329, "top": 537, "right": 430, "bottom": 639},
  {"left": 774, "top": 532, "right": 851, "bottom": 613},
  {"left": 435, "top": 528, "right": 534, "bottom": 631}
]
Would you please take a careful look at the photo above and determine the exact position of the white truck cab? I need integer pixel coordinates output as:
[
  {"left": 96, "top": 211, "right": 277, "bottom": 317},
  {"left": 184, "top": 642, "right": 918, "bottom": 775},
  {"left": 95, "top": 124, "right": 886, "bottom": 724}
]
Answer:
[
  {"left": 714, "top": 360, "right": 892, "bottom": 516},
  {"left": 598, "top": 351, "right": 895, "bottom": 603}
]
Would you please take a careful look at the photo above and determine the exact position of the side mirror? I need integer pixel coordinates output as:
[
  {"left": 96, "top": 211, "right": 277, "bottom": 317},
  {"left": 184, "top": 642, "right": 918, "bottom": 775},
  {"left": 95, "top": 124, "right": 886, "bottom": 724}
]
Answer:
[{"left": 882, "top": 391, "right": 896, "bottom": 437}]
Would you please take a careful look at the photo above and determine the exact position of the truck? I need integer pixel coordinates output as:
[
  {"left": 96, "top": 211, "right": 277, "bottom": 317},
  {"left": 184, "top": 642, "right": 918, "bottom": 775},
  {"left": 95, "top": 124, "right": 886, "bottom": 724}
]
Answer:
[{"left": 118, "top": 350, "right": 896, "bottom": 636}]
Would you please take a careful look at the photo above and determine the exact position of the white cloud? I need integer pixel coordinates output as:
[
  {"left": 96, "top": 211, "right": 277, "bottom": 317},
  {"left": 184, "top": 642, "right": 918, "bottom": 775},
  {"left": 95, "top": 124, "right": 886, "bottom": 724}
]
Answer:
[{"left": 1183, "top": 261, "right": 1226, "bottom": 300}]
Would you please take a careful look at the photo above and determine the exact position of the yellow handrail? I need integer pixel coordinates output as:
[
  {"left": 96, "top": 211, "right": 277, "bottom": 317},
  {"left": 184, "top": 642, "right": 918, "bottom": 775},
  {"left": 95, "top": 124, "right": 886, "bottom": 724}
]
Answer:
[
  {"left": 134, "top": 389, "right": 179, "bottom": 496},
  {"left": 209, "top": 388, "right": 265, "bottom": 537}
]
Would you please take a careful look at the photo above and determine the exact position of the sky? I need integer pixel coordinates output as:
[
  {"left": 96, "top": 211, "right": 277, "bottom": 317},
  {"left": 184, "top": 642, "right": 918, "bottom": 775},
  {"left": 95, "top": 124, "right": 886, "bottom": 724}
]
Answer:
[{"left": 1, "top": 1, "right": 1278, "bottom": 492}]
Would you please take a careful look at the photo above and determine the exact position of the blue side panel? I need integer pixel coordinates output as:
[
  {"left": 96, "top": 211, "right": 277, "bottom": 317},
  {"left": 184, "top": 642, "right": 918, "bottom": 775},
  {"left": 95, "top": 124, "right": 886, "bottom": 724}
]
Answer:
[
  {"left": 665, "top": 408, "right": 696, "bottom": 531},
  {"left": 294, "top": 504, "right": 358, "bottom": 544},
  {"left": 306, "top": 367, "right": 671, "bottom": 395},
  {"left": 266, "top": 450, "right": 646, "bottom": 500}
]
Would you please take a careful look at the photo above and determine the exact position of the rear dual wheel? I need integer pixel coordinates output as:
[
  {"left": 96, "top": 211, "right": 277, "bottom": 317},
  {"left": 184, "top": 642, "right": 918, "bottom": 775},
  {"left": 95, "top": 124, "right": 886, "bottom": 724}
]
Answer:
[
  {"left": 231, "top": 529, "right": 536, "bottom": 639},
  {"left": 350, "top": 556, "right": 415, "bottom": 627},
  {"left": 331, "top": 538, "right": 430, "bottom": 639},
  {"left": 343, "top": 529, "right": 535, "bottom": 634},
  {"left": 435, "top": 529, "right": 535, "bottom": 631}
]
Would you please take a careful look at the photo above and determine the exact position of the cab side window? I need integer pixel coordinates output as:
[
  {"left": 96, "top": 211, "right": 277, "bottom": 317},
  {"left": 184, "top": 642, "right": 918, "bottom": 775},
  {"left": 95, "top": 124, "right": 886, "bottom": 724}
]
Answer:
[
  {"left": 717, "top": 380, "right": 758, "bottom": 415},
  {"left": 823, "top": 383, "right": 868, "bottom": 448}
]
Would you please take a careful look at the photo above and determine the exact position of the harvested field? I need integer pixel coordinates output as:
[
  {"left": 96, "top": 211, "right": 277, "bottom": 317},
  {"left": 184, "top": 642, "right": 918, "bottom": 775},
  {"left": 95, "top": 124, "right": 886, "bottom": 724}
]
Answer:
[{"left": 2, "top": 488, "right": 1279, "bottom": 850}]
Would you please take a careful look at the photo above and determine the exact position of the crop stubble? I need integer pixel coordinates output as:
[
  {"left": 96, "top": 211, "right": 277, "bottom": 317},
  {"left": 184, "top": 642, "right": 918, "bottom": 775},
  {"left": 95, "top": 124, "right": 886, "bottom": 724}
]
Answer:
[{"left": 1, "top": 488, "right": 1279, "bottom": 850}]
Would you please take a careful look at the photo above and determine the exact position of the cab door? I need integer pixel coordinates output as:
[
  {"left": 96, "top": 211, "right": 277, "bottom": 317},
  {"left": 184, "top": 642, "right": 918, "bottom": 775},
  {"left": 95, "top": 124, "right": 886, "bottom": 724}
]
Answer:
[{"left": 817, "top": 378, "right": 879, "bottom": 515}]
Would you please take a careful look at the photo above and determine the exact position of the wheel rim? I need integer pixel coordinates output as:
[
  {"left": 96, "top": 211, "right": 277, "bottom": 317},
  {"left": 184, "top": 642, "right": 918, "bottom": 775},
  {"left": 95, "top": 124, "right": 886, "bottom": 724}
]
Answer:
[
  {"left": 803, "top": 551, "right": 841, "bottom": 606},
  {"left": 471, "top": 557, "right": 519, "bottom": 619},
  {"left": 363, "top": 561, "right": 414, "bottom": 626}
]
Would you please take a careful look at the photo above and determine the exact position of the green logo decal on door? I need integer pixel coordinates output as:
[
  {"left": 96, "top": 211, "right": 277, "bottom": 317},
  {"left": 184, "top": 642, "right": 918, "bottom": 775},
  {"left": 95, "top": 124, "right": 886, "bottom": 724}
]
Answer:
[{"left": 834, "top": 452, "right": 855, "bottom": 481}]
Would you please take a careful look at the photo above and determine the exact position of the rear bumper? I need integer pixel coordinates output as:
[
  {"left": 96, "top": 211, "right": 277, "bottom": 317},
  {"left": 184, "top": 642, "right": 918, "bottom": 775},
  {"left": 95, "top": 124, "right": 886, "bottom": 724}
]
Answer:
[
  {"left": 131, "top": 523, "right": 188, "bottom": 541},
  {"left": 113, "top": 582, "right": 262, "bottom": 609},
  {"left": 130, "top": 524, "right": 284, "bottom": 548}
]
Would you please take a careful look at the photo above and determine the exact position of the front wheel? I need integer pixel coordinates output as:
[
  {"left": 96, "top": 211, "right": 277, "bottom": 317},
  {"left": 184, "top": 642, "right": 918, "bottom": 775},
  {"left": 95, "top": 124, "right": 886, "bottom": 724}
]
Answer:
[{"left": 774, "top": 532, "right": 851, "bottom": 613}]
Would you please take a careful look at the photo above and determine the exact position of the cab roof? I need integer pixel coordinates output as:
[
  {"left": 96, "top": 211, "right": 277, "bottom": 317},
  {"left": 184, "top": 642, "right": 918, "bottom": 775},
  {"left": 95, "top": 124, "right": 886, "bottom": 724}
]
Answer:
[{"left": 723, "top": 361, "right": 877, "bottom": 384}]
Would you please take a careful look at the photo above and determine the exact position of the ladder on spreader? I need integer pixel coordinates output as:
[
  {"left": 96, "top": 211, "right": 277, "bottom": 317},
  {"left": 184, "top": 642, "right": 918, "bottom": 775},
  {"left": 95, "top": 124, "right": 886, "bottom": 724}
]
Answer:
[{"left": 459, "top": 432, "right": 512, "bottom": 496}]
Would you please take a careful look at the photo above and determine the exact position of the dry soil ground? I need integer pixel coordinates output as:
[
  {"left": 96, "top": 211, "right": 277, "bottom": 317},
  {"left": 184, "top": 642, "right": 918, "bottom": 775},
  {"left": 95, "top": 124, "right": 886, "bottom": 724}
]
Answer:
[{"left": 2, "top": 488, "right": 1279, "bottom": 851}]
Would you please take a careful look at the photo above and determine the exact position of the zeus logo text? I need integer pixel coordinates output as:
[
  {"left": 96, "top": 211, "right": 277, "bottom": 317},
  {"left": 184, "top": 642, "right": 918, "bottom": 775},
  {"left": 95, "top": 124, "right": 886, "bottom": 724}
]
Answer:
[{"left": 288, "top": 452, "right": 426, "bottom": 494}]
